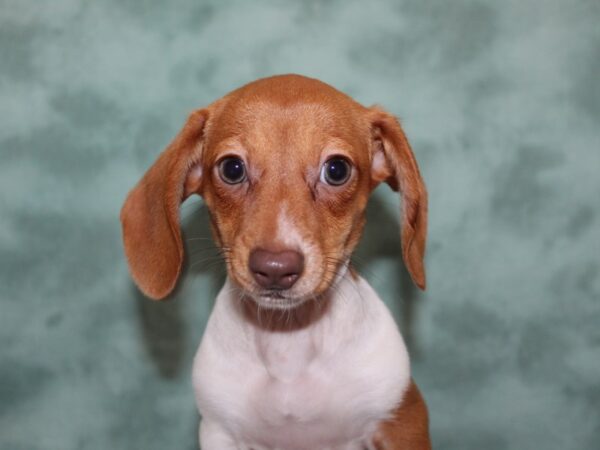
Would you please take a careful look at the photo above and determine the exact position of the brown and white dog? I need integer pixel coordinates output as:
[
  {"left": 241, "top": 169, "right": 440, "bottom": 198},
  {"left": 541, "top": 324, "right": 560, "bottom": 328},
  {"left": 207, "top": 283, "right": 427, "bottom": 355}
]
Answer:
[{"left": 121, "top": 74, "right": 431, "bottom": 450}]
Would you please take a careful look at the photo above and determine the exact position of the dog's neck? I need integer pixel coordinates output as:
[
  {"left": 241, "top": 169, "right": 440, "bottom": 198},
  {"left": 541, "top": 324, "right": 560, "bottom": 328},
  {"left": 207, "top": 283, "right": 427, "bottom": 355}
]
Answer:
[{"left": 216, "top": 272, "right": 375, "bottom": 382}]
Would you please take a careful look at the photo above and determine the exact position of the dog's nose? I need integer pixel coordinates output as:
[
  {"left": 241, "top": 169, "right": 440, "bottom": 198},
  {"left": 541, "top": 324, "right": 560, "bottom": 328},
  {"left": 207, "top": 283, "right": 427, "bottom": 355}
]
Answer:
[{"left": 249, "top": 249, "right": 304, "bottom": 290}]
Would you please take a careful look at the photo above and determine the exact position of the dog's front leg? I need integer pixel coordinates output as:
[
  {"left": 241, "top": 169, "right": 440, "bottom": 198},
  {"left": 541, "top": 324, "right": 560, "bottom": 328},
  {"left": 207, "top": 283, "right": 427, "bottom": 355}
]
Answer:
[
  {"left": 199, "top": 419, "right": 240, "bottom": 450},
  {"left": 371, "top": 380, "right": 432, "bottom": 450}
]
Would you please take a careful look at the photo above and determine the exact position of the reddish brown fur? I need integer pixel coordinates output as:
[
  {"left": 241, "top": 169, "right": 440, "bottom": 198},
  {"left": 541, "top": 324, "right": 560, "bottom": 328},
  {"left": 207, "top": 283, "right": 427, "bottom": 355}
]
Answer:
[
  {"left": 120, "top": 74, "right": 430, "bottom": 448},
  {"left": 374, "top": 381, "right": 432, "bottom": 450}
]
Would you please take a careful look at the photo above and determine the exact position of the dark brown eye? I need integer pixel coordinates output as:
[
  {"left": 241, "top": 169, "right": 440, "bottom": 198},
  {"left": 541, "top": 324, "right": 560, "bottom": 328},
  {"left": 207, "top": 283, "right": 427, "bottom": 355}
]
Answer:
[
  {"left": 321, "top": 157, "right": 351, "bottom": 186},
  {"left": 218, "top": 157, "right": 246, "bottom": 184}
]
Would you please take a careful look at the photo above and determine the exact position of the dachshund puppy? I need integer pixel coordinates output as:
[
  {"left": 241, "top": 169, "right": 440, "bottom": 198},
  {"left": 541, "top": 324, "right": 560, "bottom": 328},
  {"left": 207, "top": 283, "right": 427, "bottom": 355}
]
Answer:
[{"left": 121, "top": 74, "right": 430, "bottom": 450}]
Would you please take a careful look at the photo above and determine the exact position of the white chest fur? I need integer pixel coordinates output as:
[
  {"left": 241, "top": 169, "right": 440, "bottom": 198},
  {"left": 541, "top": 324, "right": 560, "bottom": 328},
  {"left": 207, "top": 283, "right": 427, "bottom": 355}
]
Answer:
[{"left": 192, "top": 275, "right": 410, "bottom": 450}]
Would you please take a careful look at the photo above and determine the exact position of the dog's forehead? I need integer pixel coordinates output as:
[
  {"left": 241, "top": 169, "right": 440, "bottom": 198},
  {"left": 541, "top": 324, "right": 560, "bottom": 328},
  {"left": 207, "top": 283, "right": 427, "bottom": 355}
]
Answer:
[
  {"left": 205, "top": 75, "right": 368, "bottom": 155},
  {"left": 226, "top": 74, "right": 363, "bottom": 111}
]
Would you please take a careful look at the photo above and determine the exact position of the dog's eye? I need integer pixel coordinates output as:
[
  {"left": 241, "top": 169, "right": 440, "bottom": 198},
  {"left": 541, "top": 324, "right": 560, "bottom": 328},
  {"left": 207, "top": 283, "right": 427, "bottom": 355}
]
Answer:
[
  {"left": 321, "top": 157, "right": 351, "bottom": 186},
  {"left": 218, "top": 157, "right": 246, "bottom": 184}
]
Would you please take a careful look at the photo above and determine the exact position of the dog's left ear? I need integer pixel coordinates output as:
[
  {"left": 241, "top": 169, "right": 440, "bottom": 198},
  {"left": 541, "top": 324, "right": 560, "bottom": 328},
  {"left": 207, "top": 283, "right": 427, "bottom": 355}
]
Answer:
[
  {"left": 368, "top": 107, "right": 428, "bottom": 290},
  {"left": 120, "top": 109, "right": 208, "bottom": 300}
]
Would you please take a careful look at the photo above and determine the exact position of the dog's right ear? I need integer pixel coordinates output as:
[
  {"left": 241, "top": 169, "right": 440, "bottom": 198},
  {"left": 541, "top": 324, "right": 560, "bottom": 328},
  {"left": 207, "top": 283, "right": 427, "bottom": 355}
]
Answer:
[{"left": 120, "top": 109, "right": 208, "bottom": 300}]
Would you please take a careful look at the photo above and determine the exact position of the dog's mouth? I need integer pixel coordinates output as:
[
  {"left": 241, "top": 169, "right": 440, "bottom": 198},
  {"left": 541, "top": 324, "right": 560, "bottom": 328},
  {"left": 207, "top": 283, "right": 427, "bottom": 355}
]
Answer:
[
  {"left": 237, "top": 265, "right": 350, "bottom": 311},
  {"left": 248, "top": 289, "right": 314, "bottom": 310},
  {"left": 262, "top": 291, "right": 285, "bottom": 300}
]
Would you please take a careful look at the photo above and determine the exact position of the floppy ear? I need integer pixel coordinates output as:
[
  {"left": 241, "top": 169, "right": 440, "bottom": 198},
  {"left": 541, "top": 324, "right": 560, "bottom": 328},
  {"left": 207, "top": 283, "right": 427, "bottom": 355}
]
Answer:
[
  {"left": 368, "top": 107, "right": 428, "bottom": 290},
  {"left": 120, "top": 109, "right": 208, "bottom": 300}
]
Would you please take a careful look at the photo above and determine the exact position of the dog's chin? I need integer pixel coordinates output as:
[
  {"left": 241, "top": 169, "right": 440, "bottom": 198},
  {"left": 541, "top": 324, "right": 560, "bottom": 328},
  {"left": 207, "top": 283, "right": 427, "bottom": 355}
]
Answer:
[{"left": 247, "top": 290, "right": 314, "bottom": 310}]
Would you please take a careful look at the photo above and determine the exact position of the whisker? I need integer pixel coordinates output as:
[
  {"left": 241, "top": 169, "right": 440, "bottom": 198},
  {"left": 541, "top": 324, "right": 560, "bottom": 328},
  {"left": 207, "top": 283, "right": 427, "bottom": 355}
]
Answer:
[
  {"left": 186, "top": 245, "right": 232, "bottom": 255},
  {"left": 189, "top": 260, "right": 223, "bottom": 270},
  {"left": 187, "top": 248, "right": 229, "bottom": 258}
]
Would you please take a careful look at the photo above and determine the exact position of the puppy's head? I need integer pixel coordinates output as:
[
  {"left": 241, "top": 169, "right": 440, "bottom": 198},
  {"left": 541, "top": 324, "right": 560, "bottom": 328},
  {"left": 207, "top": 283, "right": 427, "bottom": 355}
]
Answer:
[{"left": 121, "top": 75, "right": 427, "bottom": 307}]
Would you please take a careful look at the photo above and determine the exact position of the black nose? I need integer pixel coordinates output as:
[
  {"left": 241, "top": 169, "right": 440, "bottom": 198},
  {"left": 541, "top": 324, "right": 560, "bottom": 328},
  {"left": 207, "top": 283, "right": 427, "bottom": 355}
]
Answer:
[{"left": 249, "top": 249, "right": 304, "bottom": 290}]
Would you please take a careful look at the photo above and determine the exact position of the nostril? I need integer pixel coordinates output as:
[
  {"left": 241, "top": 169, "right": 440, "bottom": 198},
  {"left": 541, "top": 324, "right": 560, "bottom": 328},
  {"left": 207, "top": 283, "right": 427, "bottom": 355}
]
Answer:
[
  {"left": 283, "top": 272, "right": 300, "bottom": 282},
  {"left": 281, "top": 273, "right": 298, "bottom": 282}
]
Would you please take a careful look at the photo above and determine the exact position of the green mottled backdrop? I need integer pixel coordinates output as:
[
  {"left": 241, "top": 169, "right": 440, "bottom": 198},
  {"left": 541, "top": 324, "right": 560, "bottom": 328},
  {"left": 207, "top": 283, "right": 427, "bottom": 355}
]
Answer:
[{"left": 1, "top": 1, "right": 599, "bottom": 449}]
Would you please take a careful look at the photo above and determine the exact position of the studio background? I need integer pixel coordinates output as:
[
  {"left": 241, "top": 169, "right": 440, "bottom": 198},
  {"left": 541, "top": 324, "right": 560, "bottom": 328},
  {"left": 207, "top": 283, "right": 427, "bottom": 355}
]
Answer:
[{"left": 1, "top": 1, "right": 599, "bottom": 449}]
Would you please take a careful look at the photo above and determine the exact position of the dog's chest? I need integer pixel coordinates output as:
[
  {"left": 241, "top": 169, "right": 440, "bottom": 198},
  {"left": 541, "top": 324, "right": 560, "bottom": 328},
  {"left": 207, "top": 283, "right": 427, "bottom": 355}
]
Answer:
[
  {"left": 197, "top": 331, "right": 391, "bottom": 448},
  {"left": 246, "top": 356, "right": 373, "bottom": 448},
  {"left": 193, "top": 279, "right": 410, "bottom": 449},
  {"left": 249, "top": 330, "right": 354, "bottom": 426}
]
